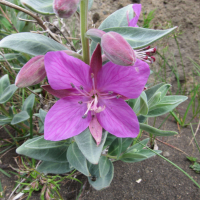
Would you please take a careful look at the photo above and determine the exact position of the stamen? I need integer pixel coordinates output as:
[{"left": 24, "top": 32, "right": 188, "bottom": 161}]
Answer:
[
  {"left": 78, "top": 101, "right": 83, "bottom": 104},
  {"left": 71, "top": 83, "right": 75, "bottom": 88},
  {"left": 80, "top": 86, "right": 83, "bottom": 90},
  {"left": 116, "top": 94, "right": 122, "bottom": 99}
]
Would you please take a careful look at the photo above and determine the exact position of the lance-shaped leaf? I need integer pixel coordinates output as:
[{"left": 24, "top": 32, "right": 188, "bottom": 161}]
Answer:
[
  {"left": 101, "top": 27, "right": 177, "bottom": 49},
  {"left": 98, "top": 156, "right": 111, "bottom": 177},
  {"left": 67, "top": 142, "right": 90, "bottom": 176},
  {"left": 74, "top": 128, "right": 108, "bottom": 164},
  {"left": 37, "top": 161, "right": 73, "bottom": 174},
  {"left": 108, "top": 138, "right": 122, "bottom": 158},
  {"left": 120, "top": 149, "right": 161, "bottom": 163},
  {"left": 140, "top": 123, "right": 178, "bottom": 136},
  {"left": 145, "top": 83, "right": 165, "bottom": 101},
  {"left": 0, "top": 115, "right": 12, "bottom": 125},
  {"left": 0, "top": 33, "right": 68, "bottom": 56},
  {"left": 25, "top": 135, "right": 67, "bottom": 149},
  {"left": 11, "top": 111, "right": 30, "bottom": 125},
  {"left": 21, "top": 0, "right": 54, "bottom": 15},
  {"left": 0, "top": 53, "right": 21, "bottom": 62},
  {"left": 39, "top": 109, "right": 47, "bottom": 123},
  {"left": 16, "top": 137, "right": 69, "bottom": 163},
  {"left": 139, "top": 91, "right": 148, "bottom": 115},
  {"left": 0, "top": 74, "right": 10, "bottom": 96},
  {"left": 90, "top": 4, "right": 134, "bottom": 55},
  {"left": 88, "top": 161, "right": 114, "bottom": 190},
  {"left": 0, "top": 84, "right": 18, "bottom": 104},
  {"left": 146, "top": 95, "right": 188, "bottom": 117},
  {"left": 22, "top": 94, "right": 35, "bottom": 115}
]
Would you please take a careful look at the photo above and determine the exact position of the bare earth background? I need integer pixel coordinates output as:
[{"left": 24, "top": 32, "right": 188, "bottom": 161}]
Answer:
[{"left": 1, "top": 0, "right": 200, "bottom": 199}]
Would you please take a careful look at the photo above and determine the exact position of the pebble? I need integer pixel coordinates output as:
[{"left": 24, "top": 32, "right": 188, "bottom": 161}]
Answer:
[{"left": 163, "top": 151, "right": 170, "bottom": 157}]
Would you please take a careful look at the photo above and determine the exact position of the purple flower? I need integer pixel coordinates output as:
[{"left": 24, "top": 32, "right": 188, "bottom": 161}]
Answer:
[
  {"left": 43, "top": 44, "right": 150, "bottom": 145},
  {"left": 127, "top": 4, "right": 142, "bottom": 27}
]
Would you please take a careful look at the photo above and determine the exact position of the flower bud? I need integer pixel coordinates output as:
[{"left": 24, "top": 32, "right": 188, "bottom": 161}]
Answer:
[
  {"left": 15, "top": 55, "right": 46, "bottom": 88},
  {"left": 53, "top": 0, "right": 80, "bottom": 18},
  {"left": 86, "top": 29, "right": 106, "bottom": 43},
  {"left": 101, "top": 32, "right": 136, "bottom": 66}
]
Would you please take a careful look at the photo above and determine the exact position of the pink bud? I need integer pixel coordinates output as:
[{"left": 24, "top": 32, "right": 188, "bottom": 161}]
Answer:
[
  {"left": 101, "top": 32, "right": 136, "bottom": 66},
  {"left": 15, "top": 55, "right": 46, "bottom": 88},
  {"left": 53, "top": 0, "right": 80, "bottom": 18}
]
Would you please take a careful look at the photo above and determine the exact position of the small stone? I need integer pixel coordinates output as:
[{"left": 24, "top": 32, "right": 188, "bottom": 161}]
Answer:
[{"left": 163, "top": 151, "right": 170, "bottom": 157}]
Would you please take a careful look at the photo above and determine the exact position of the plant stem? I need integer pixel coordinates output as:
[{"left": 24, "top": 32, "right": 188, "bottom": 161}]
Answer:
[
  {"left": 80, "top": 0, "right": 90, "bottom": 65},
  {"left": 139, "top": 142, "right": 200, "bottom": 189}
]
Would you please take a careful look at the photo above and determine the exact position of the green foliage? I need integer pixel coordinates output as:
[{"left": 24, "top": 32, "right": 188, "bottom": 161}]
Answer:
[{"left": 142, "top": 9, "right": 156, "bottom": 28}]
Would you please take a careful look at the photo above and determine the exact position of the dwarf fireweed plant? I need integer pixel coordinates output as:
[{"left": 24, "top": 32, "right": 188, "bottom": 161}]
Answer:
[{"left": 1, "top": 0, "right": 196, "bottom": 195}]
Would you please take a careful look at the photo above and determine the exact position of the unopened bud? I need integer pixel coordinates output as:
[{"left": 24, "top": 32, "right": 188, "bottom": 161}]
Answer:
[
  {"left": 53, "top": 0, "right": 80, "bottom": 18},
  {"left": 86, "top": 29, "right": 106, "bottom": 43},
  {"left": 101, "top": 32, "right": 136, "bottom": 66},
  {"left": 15, "top": 55, "right": 46, "bottom": 88}
]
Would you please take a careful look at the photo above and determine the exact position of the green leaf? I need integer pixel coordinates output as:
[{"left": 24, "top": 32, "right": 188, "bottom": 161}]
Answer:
[
  {"left": 16, "top": 137, "right": 68, "bottom": 163},
  {"left": 104, "top": 133, "right": 116, "bottom": 148},
  {"left": 98, "top": 156, "right": 112, "bottom": 178},
  {"left": 90, "top": 4, "right": 133, "bottom": 55},
  {"left": 39, "top": 109, "right": 47, "bottom": 124},
  {"left": 139, "top": 123, "right": 178, "bottom": 136},
  {"left": 124, "top": 138, "right": 149, "bottom": 154},
  {"left": 0, "top": 115, "right": 12, "bottom": 125},
  {"left": 146, "top": 95, "right": 188, "bottom": 117},
  {"left": 22, "top": 94, "right": 35, "bottom": 115},
  {"left": 139, "top": 91, "right": 148, "bottom": 115},
  {"left": 21, "top": 0, "right": 54, "bottom": 15},
  {"left": 145, "top": 83, "right": 165, "bottom": 101},
  {"left": 120, "top": 149, "right": 161, "bottom": 163},
  {"left": 0, "top": 74, "right": 10, "bottom": 96},
  {"left": 148, "top": 92, "right": 161, "bottom": 108},
  {"left": 121, "top": 138, "right": 134, "bottom": 153},
  {"left": 11, "top": 111, "right": 30, "bottom": 125},
  {"left": 98, "top": 4, "right": 133, "bottom": 29},
  {"left": 74, "top": 128, "right": 108, "bottom": 164},
  {"left": 25, "top": 135, "right": 68, "bottom": 149},
  {"left": 0, "top": 84, "right": 17, "bottom": 104},
  {"left": 67, "top": 142, "right": 90, "bottom": 176},
  {"left": 108, "top": 138, "right": 122, "bottom": 158},
  {"left": 37, "top": 161, "right": 73, "bottom": 174},
  {"left": 88, "top": 161, "right": 114, "bottom": 190},
  {"left": 0, "top": 33, "right": 68, "bottom": 56},
  {"left": 102, "top": 27, "right": 177, "bottom": 49},
  {"left": 0, "top": 53, "right": 21, "bottom": 62}
]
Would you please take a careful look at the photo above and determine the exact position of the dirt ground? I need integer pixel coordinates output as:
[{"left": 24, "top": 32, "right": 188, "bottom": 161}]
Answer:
[{"left": 1, "top": 0, "right": 200, "bottom": 199}]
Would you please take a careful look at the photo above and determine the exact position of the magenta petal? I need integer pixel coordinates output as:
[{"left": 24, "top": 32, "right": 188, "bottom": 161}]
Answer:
[
  {"left": 89, "top": 115, "right": 102, "bottom": 146},
  {"left": 44, "top": 96, "right": 91, "bottom": 141},
  {"left": 42, "top": 85, "right": 78, "bottom": 98},
  {"left": 129, "top": 4, "right": 141, "bottom": 27},
  {"left": 44, "top": 51, "right": 92, "bottom": 91},
  {"left": 96, "top": 98, "right": 139, "bottom": 138},
  {"left": 90, "top": 44, "right": 102, "bottom": 87},
  {"left": 97, "top": 59, "right": 150, "bottom": 99}
]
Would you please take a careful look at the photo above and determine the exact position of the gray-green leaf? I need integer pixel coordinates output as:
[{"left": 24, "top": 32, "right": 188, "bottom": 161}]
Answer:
[
  {"left": 140, "top": 123, "right": 178, "bottom": 136},
  {"left": 21, "top": 0, "right": 54, "bottom": 15},
  {"left": 0, "top": 84, "right": 18, "bottom": 104},
  {"left": 11, "top": 111, "right": 30, "bottom": 125},
  {"left": 74, "top": 128, "right": 108, "bottom": 164},
  {"left": 37, "top": 161, "right": 73, "bottom": 174},
  {"left": 0, "top": 33, "right": 68, "bottom": 56},
  {"left": 67, "top": 142, "right": 90, "bottom": 176}
]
